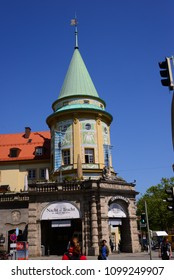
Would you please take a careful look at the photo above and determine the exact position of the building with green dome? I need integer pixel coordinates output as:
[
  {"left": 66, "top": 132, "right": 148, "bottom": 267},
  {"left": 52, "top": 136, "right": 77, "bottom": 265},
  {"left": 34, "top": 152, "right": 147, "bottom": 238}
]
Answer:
[
  {"left": 0, "top": 24, "right": 140, "bottom": 257},
  {"left": 46, "top": 24, "right": 113, "bottom": 182}
]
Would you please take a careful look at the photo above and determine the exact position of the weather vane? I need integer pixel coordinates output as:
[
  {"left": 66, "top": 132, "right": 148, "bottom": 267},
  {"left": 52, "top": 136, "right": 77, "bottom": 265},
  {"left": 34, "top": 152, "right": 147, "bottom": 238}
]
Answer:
[{"left": 71, "top": 16, "right": 78, "bottom": 49}]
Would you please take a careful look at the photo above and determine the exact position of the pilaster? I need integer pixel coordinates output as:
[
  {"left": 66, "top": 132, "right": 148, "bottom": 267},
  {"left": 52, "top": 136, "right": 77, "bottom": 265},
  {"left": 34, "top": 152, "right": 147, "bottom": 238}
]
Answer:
[
  {"left": 28, "top": 203, "right": 41, "bottom": 256},
  {"left": 89, "top": 196, "right": 99, "bottom": 255}
]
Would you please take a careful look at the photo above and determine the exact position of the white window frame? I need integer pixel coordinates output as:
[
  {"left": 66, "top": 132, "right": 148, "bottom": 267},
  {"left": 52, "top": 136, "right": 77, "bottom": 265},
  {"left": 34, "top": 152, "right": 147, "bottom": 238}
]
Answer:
[
  {"left": 85, "top": 148, "right": 94, "bottom": 163},
  {"left": 62, "top": 149, "right": 70, "bottom": 165}
]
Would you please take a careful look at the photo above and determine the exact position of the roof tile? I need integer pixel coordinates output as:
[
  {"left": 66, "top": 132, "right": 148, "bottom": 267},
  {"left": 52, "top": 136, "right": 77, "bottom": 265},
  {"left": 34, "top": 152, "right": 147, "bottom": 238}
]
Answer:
[{"left": 0, "top": 131, "right": 51, "bottom": 162}]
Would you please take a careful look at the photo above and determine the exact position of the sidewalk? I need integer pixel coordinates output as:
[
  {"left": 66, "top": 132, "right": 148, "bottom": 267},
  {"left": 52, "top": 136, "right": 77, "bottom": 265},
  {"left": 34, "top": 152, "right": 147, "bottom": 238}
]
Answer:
[{"left": 29, "top": 250, "right": 161, "bottom": 260}]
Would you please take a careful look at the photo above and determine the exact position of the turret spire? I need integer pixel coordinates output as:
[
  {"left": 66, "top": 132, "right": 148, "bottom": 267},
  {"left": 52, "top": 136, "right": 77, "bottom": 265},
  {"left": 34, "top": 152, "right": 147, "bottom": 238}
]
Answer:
[{"left": 71, "top": 17, "right": 78, "bottom": 49}]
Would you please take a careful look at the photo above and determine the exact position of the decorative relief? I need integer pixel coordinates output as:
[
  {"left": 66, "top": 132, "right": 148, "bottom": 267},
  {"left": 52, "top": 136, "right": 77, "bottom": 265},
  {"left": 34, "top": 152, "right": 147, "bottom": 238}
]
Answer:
[
  {"left": 109, "top": 196, "right": 130, "bottom": 204},
  {"left": 83, "top": 131, "right": 95, "bottom": 144},
  {"left": 11, "top": 210, "right": 21, "bottom": 222}
]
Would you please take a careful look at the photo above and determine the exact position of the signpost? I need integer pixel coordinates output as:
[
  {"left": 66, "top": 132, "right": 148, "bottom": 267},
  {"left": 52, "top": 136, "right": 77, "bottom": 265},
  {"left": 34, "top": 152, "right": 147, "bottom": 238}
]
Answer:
[
  {"left": 145, "top": 201, "right": 152, "bottom": 260},
  {"left": 10, "top": 233, "right": 17, "bottom": 260},
  {"left": 10, "top": 233, "right": 17, "bottom": 242},
  {"left": 16, "top": 242, "right": 28, "bottom": 260}
]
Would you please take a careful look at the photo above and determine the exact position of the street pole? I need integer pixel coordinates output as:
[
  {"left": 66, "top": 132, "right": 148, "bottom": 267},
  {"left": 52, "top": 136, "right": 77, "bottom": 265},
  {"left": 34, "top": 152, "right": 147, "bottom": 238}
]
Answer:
[
  {"left": 139, "top": 221, "right": 143, "bottom": 251},
  {"left": 145, "top": 200, "right": 152, "bottom": 260}
]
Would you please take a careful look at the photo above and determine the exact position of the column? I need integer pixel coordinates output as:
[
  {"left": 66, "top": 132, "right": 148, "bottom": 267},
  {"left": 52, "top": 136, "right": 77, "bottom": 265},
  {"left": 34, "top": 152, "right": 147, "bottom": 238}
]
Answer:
[
  {"left": 100, "top": 195, "right": 109, "bottom": 243},
  {"left": 96, "top": 117, "right": 104, "bottom": 169},
  {"left": 128, "top": 199, "right": 141, "bottom": 253},
  {"left": 28, "top": 203, "right": 41, "bottom": 257},
  {"left": 73, "top": 116, "right": 81, "bottom": 169},
  {"left": 89, "top": 196, "right": 99, "bottom": 255}
]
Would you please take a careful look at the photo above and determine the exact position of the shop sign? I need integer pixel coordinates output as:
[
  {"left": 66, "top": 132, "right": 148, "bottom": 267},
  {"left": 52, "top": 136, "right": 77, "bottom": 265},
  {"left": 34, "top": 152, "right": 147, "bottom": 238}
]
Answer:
[
  {"left": 41, "top": 202, "right": 80, "bottom": 220},
  {"left": 51, "top": 220, "right": 71, "bottom": 227},
  {"left": 110, "top": 196, "right": 129, "bottom": 204},
  {"left": 16, "top": 242, "right": 25, "bottom": 251},
  {"left": 16, "top": 241, "right": 28, "bottom": 260},
  {"left": 108, "top": 203, "right": 127, "bottom": 218},
  {"left": 109, "top": 219, "right": 122, "bottom": 226}
]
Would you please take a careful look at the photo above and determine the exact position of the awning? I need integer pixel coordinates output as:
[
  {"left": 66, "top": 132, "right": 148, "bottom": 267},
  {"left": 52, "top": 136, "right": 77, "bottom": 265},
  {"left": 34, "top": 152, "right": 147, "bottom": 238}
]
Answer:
[{"left": 152, "top": 231, "right": 168, "bottom": 237}]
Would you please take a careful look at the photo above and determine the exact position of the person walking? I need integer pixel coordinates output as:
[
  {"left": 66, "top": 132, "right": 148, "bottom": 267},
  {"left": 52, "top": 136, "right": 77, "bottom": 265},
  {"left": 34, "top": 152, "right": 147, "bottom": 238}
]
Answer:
[
  {"left": 159, "top": 237, "right": 172, "bottom": 260},
  {"left": 98, "top": 239, "right": 109, "bottom": 260},
  {"left": 62, "top": 237, "right": 87, "bottom": 260},
  {"left": 109, "top": 238, "right": 114, "bottom": 253}
]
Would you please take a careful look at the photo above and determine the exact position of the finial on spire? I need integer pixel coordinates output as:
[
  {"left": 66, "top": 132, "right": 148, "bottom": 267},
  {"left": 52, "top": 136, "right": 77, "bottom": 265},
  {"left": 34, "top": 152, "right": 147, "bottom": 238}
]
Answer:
[{"left": 70, "top": 16, "right": 78, "bottom": 49}]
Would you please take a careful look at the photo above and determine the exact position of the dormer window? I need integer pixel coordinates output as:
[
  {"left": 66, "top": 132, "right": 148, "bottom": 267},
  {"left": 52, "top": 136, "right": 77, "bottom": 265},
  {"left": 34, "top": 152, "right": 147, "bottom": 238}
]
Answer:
[
  {"left": 63, "top": 101, "right": 69, "bottom": 106},
  {"left": 10, "top": 148, "right": 20, "bottom": 158},
  {"left": 35, "top": 147, "right": 43, "bottom": 156}
]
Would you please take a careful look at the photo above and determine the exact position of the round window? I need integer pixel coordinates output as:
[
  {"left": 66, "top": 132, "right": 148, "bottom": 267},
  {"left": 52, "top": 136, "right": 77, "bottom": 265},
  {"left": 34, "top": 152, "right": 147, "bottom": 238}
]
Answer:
[
  {"left": 85, "top": 123, "right": 91, "bottom": 130},
  {"left": 104, "top": 127, "right": 108, "bottom": 134}
]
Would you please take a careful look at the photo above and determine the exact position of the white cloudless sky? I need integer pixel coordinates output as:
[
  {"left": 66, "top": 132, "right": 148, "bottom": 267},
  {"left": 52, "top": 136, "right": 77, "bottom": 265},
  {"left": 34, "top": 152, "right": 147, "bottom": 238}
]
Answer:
[{"left": 0, "top": 0, "right": 174, "bottom": 195}]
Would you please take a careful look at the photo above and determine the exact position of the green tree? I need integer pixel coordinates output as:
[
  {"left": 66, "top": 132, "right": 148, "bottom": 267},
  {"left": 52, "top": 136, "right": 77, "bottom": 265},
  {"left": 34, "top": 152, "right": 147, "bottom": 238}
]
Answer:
[{"left": 137, "top": 177, "right": 174, "bottom": 231}]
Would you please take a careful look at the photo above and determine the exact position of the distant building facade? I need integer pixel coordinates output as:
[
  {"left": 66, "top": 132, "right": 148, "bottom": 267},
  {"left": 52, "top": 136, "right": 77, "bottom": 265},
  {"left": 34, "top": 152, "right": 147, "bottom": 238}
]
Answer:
[{"left": 0, "top": 27, "right": 140, "bottom": 256}]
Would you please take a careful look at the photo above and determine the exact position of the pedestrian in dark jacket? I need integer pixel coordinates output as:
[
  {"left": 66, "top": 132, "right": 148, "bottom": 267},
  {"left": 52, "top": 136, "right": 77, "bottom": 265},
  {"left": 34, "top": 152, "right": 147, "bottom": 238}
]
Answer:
[
  {"left": 98, "top": 239, "right": 109, "bottom": 260},
  {"left": 159, "top": 237, "right": 172, "bottom": 260},
  {"left": 109, "top": 238, "right": 114, "bottom": 253}
]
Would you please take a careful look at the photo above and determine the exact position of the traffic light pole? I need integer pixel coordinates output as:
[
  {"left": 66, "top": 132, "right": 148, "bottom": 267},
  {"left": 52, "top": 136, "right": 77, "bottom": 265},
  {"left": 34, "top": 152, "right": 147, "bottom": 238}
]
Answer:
[
  {"left": 159, "top": 56, "right": 174, "bottom": 152},
  {"left": 159, "top": 56, "right": 174, "bottom": 90},
  {"left": 165, "top": 187, "right": 174, "bottom": 211},
  {"left": 145, "top": 201, "right": 152, "bottom": 260},
  {"left": 139, "top": 221, "right": 143, "bottom": 251}
]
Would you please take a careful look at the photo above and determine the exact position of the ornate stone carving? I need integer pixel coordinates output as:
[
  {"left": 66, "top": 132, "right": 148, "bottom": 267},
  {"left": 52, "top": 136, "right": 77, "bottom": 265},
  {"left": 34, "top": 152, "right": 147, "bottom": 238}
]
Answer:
[{"left": 11, "top": 210, "right": 21, "bottom": 222}]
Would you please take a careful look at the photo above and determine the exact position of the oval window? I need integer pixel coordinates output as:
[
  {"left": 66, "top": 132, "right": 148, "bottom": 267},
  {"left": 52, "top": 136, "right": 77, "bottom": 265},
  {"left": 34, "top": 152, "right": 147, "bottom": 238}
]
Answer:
[{"left": 85, "top": 123, "right": 91, "bottom": 130}]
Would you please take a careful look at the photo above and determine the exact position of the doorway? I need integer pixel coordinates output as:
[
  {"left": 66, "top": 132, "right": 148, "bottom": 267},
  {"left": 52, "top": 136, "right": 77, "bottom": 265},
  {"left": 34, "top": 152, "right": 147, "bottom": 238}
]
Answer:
[{"left": 41, "top": 218, "right": 82, "bottom": 255}]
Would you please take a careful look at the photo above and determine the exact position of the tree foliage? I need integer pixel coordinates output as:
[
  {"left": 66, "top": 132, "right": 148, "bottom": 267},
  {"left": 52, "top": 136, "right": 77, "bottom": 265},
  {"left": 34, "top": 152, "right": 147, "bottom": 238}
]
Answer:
[{"left": 136, "top": 177, "right": 174, "bottom": 231}]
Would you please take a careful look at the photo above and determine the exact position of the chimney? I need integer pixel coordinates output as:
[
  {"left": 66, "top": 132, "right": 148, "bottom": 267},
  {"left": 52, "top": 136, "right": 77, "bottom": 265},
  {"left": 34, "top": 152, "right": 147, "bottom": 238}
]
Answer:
[{"left": 24, "top": 127, "right": 31, "bottom": 138}]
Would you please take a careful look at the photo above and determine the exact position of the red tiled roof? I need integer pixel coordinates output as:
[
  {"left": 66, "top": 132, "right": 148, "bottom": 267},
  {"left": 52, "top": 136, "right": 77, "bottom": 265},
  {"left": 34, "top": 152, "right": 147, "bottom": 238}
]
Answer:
[{"left": 0, "top": 130, "right": 51, "bottom": 162}]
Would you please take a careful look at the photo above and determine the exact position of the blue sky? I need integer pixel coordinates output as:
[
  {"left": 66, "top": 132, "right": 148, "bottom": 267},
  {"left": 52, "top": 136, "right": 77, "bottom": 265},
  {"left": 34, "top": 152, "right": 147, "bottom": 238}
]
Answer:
[{"left": 0, "top": 0, "right": 174, "bottom": 196}]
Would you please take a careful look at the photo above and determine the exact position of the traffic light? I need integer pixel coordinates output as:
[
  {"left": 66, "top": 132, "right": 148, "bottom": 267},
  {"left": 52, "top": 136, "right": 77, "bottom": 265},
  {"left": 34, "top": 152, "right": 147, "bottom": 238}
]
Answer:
[
  {"left": 158, "top": 57, "right": 174, "bottom": 90},
  {"left": 165, "top": 187, "right": 174, "bottom": 211},
  {"left": 141, "top": 213, "right": 146, "bottom": 225}
]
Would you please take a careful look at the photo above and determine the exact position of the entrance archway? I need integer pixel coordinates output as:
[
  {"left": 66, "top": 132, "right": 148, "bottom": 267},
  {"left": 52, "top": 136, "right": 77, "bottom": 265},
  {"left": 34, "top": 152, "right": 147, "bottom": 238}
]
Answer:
[
  {"left": 40, "top": 201, "right": 82, "bottom": 255},
  {"left": 108, "top": 198, "right": 131, "bottom": 252}
]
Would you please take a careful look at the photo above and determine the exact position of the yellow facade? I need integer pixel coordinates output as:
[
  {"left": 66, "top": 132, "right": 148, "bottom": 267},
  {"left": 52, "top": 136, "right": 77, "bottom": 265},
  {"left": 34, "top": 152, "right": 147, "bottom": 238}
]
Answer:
[{"left": 0, "top": 162, "right": 50, "bottom": 192}]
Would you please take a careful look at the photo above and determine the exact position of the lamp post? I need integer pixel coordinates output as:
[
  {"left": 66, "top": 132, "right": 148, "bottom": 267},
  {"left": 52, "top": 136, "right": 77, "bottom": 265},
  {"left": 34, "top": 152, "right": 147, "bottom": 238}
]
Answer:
[{"left": 145, "top": 201, "right": 152, "bottom": 260}]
